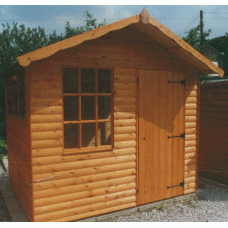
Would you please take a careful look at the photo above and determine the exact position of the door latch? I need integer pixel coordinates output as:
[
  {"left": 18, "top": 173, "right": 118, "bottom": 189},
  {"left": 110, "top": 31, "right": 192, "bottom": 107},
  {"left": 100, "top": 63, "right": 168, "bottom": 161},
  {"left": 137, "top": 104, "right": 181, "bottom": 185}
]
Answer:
[
  {"left": 167, "top": 181, "right": 184, "bottom": 189},
  {"left": 168, "top": 132, "right": 185, "bottom": 139},
  {"left": 168, "top": 79, "right": 186, "bottom": 85}
]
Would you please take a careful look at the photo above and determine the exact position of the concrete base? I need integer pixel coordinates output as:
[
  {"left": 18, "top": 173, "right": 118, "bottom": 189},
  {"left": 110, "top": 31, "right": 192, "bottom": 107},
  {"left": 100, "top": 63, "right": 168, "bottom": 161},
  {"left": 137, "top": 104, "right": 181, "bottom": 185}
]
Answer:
[{"left": 78, "top": 192, "right": 197, "bottom": 222}]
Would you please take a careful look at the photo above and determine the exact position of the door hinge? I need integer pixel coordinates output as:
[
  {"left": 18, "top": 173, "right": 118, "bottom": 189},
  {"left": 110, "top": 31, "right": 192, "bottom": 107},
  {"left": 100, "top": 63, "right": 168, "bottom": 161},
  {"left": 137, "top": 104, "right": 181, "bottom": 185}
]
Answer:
[
  {"left": 168, "top": 78, "right": 186, "bottom": 86},
  {"left": 137, "top": 78, "right": 139, "bottom": 82},
  {"left": 168, "top": 132, "right": 185, "bottom": 140},
  {"left": 136, "top": 190, "right": 139, "bottom": 194},
  {"left": 167, "top": 181, "right": 184, "bottom": 189}
]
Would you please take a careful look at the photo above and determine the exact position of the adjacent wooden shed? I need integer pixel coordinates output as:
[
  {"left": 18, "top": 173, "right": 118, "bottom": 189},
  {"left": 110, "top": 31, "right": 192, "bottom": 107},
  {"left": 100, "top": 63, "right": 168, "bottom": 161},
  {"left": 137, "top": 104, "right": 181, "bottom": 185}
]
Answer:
[
  {"left": 199, "top": 80, "right": 228, "bottom": 184},
  {"left": 5, "top": 9, "right": 224, "bottom": 222}
]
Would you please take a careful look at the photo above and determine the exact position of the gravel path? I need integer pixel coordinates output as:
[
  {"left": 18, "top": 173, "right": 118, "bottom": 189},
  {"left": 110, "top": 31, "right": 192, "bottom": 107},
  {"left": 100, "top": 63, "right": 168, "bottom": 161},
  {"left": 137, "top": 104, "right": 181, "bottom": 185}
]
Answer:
[{"left": 105, "top": 179, "right": 228, "bottom": 222}]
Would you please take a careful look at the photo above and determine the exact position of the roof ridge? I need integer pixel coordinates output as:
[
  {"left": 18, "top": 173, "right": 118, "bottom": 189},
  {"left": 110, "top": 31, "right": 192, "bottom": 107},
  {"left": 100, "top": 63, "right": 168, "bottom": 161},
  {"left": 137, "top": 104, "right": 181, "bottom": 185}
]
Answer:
[{"left": 16, "top": 9, "right": 224, "bottom": 77}]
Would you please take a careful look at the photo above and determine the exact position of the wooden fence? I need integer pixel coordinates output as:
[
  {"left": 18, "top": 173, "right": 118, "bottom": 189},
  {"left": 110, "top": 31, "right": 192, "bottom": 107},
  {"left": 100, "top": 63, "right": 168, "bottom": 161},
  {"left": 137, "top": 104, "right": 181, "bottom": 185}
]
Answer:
[{"left": 199, "top": 80, "right": 228, "bottom": 184}]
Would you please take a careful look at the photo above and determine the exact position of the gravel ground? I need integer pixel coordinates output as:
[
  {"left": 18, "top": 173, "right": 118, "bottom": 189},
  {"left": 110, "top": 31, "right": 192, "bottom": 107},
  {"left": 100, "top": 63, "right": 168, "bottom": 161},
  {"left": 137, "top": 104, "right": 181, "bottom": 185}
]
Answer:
[
  {"left": 0, "top": 162, "right": 8, "bottom": 183},
  {"left": 105, "top": 179, "right": 228, "bottom": 222},
  {"left": 0, "top": 162, "right": 227, "bottom": 222}
]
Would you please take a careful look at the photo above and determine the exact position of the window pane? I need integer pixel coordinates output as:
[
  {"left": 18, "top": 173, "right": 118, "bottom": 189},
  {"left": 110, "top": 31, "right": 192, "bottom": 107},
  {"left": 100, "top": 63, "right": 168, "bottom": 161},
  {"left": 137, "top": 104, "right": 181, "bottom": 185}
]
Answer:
[
  {"left": 81, "top": 68, "right": 95, "bottom": 93},
  {"left": 82, "top": 123, "right": 96, "bottom": 148},
  {"left": 98, "top": 122, "right": 111, "bottom": 146},
  {"left": 64, "top": 96, "right": 78, "bottom": 121},
  {"left": 98, "top": 96, "right": 111, "bottom": 119},
  {"left": 18, "top": 74, "right": 26, "bottom": 116},
  {"left": 98, "top": 69, "right": 111, "bottom": 93},
  {"left": 63, "top": 68, "right": 78, "bottom": 93},
  {"left": 64, "top": 124, "right": 79, "bottom": 149},
  {"left": 81, "top": 96, "right": 95, "bottom": 120}
]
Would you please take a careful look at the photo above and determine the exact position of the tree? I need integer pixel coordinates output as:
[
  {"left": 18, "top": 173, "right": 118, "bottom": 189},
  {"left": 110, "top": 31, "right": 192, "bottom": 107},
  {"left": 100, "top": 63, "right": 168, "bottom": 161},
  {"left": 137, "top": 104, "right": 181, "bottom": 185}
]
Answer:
[
  {"left": 0, "top": 23, "right": 50, "bottom": 76},
  {"left": 0, "top": 12, "right": 106, "bottom": 140},
  {"left": 64, "top": 11, "right": 105, "bottom": 38},
  {"left": 208, "top": 35, "right": 228, "bottom": 78},
  {"left": 182, "top": 23, "right": 228, "bottom": 80},
  {"left": 182, "top": 23, "right": 211, "bottom": 52},
  {"left": 0, "top": 11, "right": 106, "bottom": 77}
]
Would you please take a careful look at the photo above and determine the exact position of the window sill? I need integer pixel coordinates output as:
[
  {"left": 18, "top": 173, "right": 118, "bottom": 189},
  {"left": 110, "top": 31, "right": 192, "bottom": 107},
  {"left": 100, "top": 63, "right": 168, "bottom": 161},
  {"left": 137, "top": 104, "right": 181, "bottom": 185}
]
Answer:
[{"left": 63, "top": 145, "right": 113, "bottom": 155}]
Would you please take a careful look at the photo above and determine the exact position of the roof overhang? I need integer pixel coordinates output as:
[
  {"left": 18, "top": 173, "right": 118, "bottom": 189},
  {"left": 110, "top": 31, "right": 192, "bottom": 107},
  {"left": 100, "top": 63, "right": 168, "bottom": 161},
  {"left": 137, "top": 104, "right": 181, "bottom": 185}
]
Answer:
[{"left": 17, "top": 8, "right": 224, "bottom": 77}]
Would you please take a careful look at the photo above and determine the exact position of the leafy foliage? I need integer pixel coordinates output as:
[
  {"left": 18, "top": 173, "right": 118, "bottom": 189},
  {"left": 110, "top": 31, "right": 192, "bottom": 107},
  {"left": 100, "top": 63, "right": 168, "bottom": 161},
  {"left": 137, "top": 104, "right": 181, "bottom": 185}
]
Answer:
[
  {"left": 189, "top": 203, "right": 198, "bottom": 208},
  {"left": 182, "top": 23, "right": 228, "bottom": 79},
  {"left": 182, "top": 23, "right": 211, "bottom": 52},
  {"left": 0, "top": 137, "right": 7, "bottom": 161},
  {"left": 208, "top": 35, "right": 228, "bottom": 78},
  {"left": 0, "top": 77, "right": 6, "bottom": 139},
  {"left": 0, "top": 23, "right": 49, "bottom": 75},
  {"left": 158, "top": 204, "right": 165, "bottom": 211},
  {"left": 0, "top": 11, "right": 106, "bottom": 77},
  {"left": 64, "top": 11, "right": 106, "bottom": 38},
  {"left": 0, "top": 11, "right": 106, "bottom": 142}
]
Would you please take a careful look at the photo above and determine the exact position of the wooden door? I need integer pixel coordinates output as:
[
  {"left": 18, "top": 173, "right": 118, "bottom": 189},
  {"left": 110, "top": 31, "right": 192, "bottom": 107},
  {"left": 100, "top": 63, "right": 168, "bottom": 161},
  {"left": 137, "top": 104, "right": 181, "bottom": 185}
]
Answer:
[{"left": 138, "top": 70, "right": 185, "bottom": 205}]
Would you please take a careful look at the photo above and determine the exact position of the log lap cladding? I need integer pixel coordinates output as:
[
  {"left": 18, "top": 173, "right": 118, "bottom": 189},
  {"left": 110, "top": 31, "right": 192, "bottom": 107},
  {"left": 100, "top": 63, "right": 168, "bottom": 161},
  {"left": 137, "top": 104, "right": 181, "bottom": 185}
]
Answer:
[
  {"left": 199, "top": 81, "right": 228, "bottom": 184},
  {"left": 30, "top": 65, "right": 137, "bottom": 222},
  {"left": 184, "top": 79, "right": 199, "bottom": 193},
  {"left": 5, "top": 8, "right": 224, "bottom": 222}
]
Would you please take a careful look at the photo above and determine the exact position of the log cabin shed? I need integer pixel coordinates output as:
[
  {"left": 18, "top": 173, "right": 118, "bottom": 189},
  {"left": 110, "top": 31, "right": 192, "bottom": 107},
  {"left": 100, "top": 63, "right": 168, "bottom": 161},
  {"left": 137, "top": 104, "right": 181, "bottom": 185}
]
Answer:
[{"left": 5, "top": 8, "right": 224, "bottom": 222}]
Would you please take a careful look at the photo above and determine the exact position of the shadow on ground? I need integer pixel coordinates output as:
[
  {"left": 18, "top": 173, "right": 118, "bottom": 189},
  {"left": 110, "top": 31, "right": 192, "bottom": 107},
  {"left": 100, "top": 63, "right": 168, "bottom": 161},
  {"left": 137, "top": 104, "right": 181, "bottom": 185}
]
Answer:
[{"left": 197, "top": 178, "right": 228, "bottom": 202}]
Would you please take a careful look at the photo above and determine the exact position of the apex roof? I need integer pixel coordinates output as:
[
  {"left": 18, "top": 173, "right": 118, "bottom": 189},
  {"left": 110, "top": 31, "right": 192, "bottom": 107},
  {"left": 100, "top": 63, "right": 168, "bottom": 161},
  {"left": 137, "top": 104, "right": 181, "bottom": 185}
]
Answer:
[{"left": 17, "top": 8, "right": 224, "bottom": 77}]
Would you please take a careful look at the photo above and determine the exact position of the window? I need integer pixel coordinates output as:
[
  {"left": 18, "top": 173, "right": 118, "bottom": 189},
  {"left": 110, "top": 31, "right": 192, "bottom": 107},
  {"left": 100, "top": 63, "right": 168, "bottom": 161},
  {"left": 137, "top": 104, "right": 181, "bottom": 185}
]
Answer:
[
  {"left": 63, "top": 68, "right": 113, "bottom": 154},
  {"left": 7, "top": 73, "right": 25, "bottom": 117}
]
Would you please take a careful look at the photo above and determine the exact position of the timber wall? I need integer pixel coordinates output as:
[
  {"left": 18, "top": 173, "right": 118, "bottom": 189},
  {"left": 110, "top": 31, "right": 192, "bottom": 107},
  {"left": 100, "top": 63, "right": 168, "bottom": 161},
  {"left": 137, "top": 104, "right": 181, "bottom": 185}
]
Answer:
[
  {"left": 199, "top": 80, "right": 228, "bottom": 184},
  {"left": 6, "top": 68, "right": 33, "bottom": 221},
  {"left": 184, "top": 76, "right": 199, "bottom": 193},
  {"left": 30, "top": 63, "right": 137, "bottom": 222},
  {"left": 26, "top": 42, "right": 198, "bottom": 221}
]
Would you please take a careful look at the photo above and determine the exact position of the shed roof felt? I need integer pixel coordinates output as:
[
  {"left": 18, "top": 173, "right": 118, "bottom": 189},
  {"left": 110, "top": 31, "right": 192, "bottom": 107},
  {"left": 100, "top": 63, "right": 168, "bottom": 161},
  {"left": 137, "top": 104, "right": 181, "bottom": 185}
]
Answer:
[{"left": 17, "top": 8, "right": 224, "bottom": 77}]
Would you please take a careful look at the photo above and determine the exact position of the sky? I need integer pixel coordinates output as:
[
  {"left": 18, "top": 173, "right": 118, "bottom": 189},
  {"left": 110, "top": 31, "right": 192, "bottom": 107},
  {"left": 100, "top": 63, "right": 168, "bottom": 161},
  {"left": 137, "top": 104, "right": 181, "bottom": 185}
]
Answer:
[{"left": 0, "top": 3, "right": 228, "bottom": 39}]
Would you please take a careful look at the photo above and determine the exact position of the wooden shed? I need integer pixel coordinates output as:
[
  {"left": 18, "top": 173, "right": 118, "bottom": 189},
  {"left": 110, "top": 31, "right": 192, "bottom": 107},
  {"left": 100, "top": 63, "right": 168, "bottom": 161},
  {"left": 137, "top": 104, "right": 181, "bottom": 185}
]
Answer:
[{"left": 5, "top": 9, "right": 224, "bottom": 222}]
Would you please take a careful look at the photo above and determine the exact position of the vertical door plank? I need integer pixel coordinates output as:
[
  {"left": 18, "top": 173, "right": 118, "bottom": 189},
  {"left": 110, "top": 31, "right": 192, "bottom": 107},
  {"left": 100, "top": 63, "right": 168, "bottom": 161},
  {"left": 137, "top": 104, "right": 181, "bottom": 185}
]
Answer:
[
  {"left": 138, "top": 70, "right": 146, "bottom": 205},
  {"left": 177, "top": 72, "right": 185, "bottom": 196},
  {"left": 175, "top": 72, "right": 181, "bottom": 196},
  {"left": 144, "top": 70, "right": 155, "bottom": 203},
  {"left": 165, "top": 71, "right": 173, "bottom": 199},
  {"left": 151, "top": 71, "right": 160, "bottom": 202},
  {"left": 158, "top": 71, "right": 167, "bottom": 200},
  {"left": 171, "top": 72, "right": 179, "bottom": 197}
]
